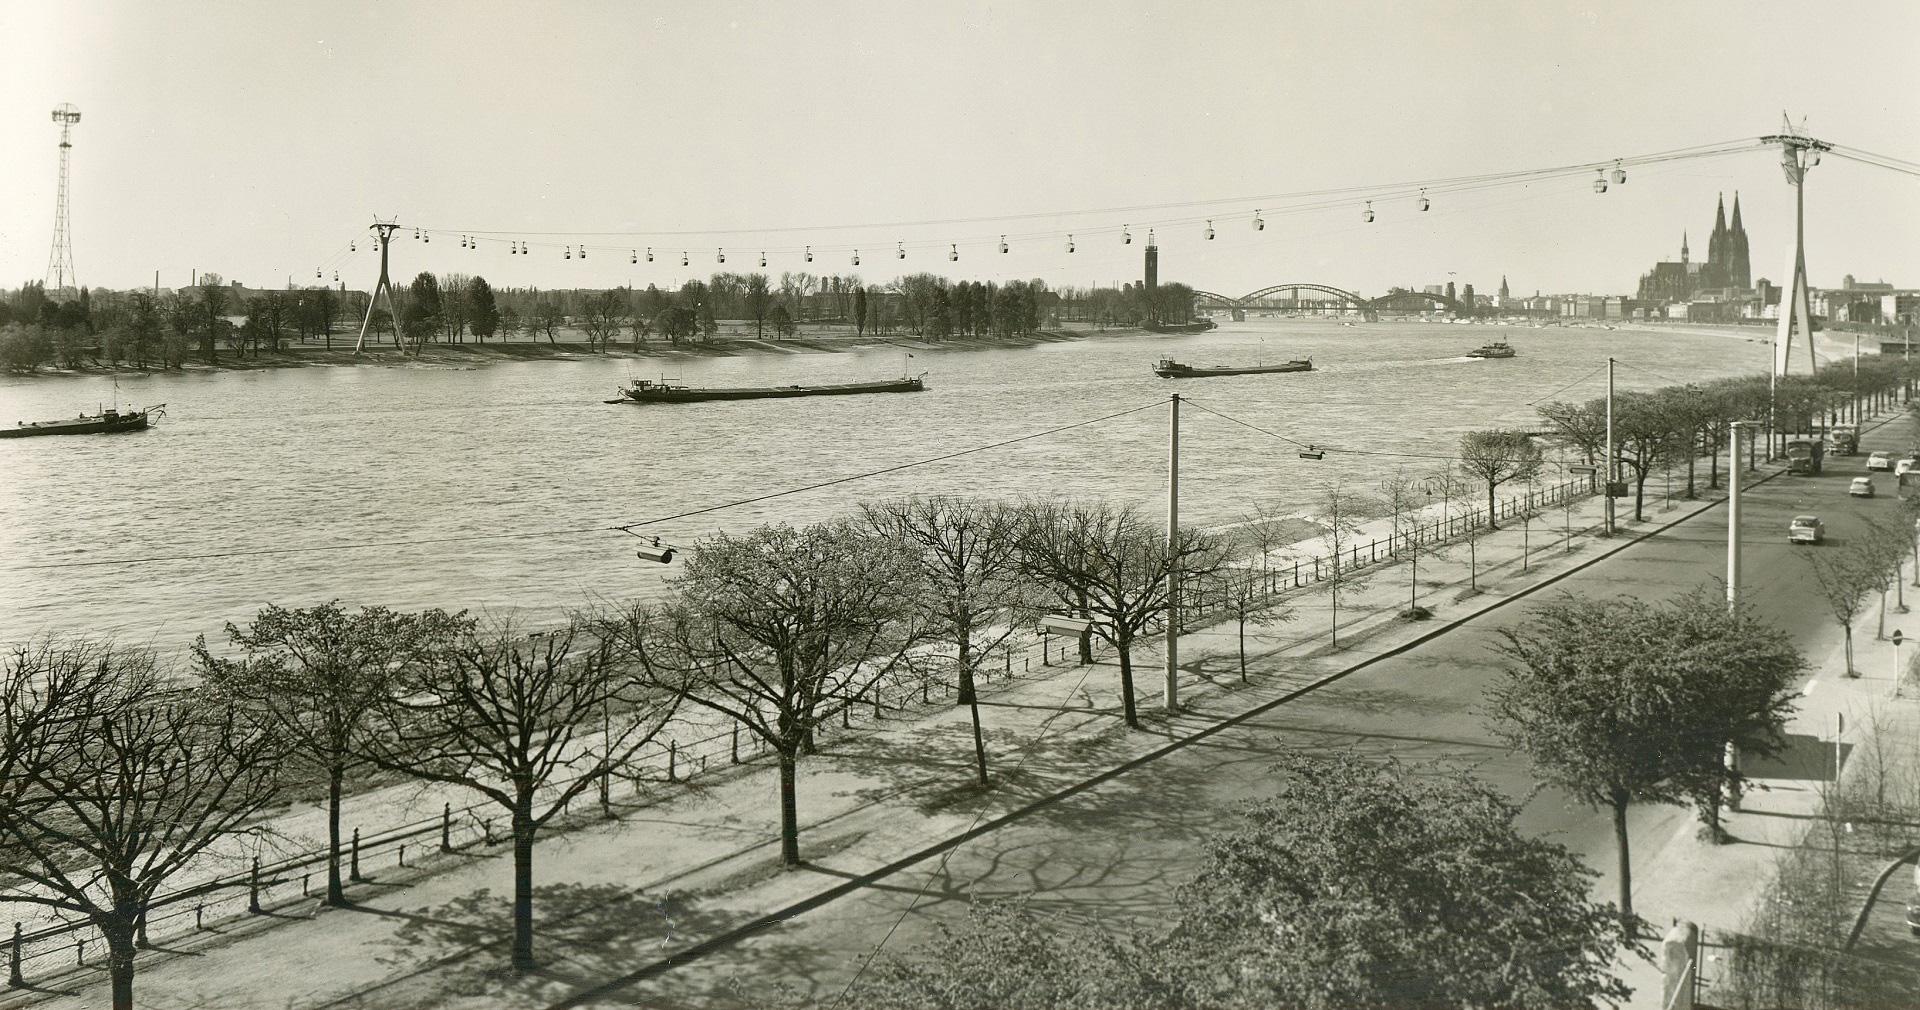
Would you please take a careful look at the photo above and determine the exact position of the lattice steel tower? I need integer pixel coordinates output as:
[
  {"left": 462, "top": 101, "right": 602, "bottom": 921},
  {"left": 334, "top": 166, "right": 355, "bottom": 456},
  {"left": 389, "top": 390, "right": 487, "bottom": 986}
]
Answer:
[{"left": 45, "top": 103, "right": 81, "bottom": 297}]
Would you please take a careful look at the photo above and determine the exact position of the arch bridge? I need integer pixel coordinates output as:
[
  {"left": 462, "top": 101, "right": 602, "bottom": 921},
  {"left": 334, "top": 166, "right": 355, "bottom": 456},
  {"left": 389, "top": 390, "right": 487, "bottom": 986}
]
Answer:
[{"left": 1194, "top": 284, "right": 1468, "bottom": 321}]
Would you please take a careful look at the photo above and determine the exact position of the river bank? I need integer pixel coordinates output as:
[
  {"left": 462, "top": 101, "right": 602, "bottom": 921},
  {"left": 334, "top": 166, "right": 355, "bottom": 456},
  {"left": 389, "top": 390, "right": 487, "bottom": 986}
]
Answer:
[{"left": 4, "top": 322, "right": 1154, "bottom": 379}]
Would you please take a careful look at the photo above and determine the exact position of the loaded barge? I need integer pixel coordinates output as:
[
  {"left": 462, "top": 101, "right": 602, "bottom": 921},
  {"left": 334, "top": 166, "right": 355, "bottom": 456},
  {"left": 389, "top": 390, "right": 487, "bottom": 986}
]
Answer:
[
  {"left": 611, "top": 376, "right": 926, "bottom": 404},
  {"left": 1152, "top": 357, "right": 1312, "bottom": 378}
]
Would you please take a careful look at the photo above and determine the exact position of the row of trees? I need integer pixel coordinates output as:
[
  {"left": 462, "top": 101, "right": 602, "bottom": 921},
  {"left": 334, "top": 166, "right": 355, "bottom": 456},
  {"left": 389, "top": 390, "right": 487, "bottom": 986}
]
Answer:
[{"left": 1536, "top": 356, "right": 1919, "bottom": 523}]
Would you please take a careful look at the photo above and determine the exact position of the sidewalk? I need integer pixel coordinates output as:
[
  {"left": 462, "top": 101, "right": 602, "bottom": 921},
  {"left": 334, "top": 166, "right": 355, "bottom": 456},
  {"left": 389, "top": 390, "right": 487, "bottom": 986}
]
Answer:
[{"left": 5, "top": 422, "right": 1742, "bottom": 1009}]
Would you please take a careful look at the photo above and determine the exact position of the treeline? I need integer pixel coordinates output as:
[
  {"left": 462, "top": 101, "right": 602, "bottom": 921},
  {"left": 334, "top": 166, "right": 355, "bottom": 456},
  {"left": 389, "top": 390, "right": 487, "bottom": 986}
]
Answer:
[
  {"left": 0, "top": 277, "right": 364, "bottom": 372},
  {"left": 1, "top": 268, "right": 1201, "bottom": 370}
]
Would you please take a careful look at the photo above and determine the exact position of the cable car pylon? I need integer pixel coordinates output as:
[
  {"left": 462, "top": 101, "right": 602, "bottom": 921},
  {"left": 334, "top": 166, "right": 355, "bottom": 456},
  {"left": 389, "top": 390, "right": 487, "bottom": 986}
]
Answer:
[{"left": 353, "top": 218, "right": 405, "bottom": 356}]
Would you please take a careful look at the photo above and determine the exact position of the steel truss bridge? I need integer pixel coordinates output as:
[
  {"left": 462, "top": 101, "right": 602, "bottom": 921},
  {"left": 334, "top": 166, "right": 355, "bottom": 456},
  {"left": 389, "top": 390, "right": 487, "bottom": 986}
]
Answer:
[{"left": 1193, "top": 284, "right": 1469, "bottom": 320}]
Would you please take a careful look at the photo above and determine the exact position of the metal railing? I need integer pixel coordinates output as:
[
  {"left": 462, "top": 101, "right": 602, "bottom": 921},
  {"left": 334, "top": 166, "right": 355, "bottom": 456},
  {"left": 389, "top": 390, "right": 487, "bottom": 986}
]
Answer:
[{"left": 4, "top": 472, "right": 1601, "bottom": 987}]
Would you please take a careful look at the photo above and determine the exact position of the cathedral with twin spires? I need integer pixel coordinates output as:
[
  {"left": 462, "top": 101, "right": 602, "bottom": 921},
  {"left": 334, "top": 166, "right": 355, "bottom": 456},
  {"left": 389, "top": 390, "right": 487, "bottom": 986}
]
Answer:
[{"left": 1635, "top": 193, "right": 1751, "bottom": 303}]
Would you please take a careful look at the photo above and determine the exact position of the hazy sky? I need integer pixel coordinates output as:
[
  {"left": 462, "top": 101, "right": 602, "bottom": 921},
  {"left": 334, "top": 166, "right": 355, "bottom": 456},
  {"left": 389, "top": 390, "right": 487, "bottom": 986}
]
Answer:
[{"left": 4, "top": 1, "right": 1917, "bottom": 298}]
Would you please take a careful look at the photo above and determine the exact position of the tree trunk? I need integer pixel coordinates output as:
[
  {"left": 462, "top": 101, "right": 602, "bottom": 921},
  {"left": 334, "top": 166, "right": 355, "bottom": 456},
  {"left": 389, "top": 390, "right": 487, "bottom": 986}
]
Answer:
[
  {"left": 1612, "top": 788, "right": 1635, "bottom": 930},
  {"left": 956, "top": 637, "right": 974, "bottom": 705},
  {"left": 326, "top": 764, "right": 346, "bottom": 905},
  {"left": 1686, "top": 449, "right": 1697, "bottom": 499},
  {"left": 967, "top": 692, "right": 989, "bottom": 786},
  {"left": 1844, "top": 623, "right": 1856, "bottom": 676},
  {"left": 777, "top": 751, "right": 801, "bottom": 865},
  {"left": 511, "top": 798, "right": 536, "bottom": 973},
  {"left": 104, "top": 915, "right": 137, "bottom": 1010},
  {"left": 1485, "top": 483, "right": 1499, "bottom": 531},
  {"left": 1410, "top": 554, "right": 1419, "bottom": 614},
  {"left": 1330, "top": 579, "right": 1340, "bottom": 648},
  {"left": 1633, "top": 475, "right": 1648, "bottom": 521},
  {"left": 1237, "top": 616, "right": 1247, "bottom": 683},
  {"left": 1076, "top": 590, "right": 1094, "bottom": 663},
  {"left": 1709, "top": 441, "right": 1720, "bottom": 490},
  {"left": 1115, "top": 642, "right": 1139, "bottom": 728}
]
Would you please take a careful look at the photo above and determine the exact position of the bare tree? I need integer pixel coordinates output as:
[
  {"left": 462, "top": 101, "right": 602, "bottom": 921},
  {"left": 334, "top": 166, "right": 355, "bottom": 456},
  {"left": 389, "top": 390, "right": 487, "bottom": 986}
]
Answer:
[
  {"left": 1308, "top": 483, "right": 1377, "bottom": 648},
  {"left": 1381, "top": 468, "right": 1442, "bottom": 617},
  {"left": 580, "top": 289, "right": 627, "bottom": 352},
  {"left": 1205, "top": 567, "right": 1292, "bottom": 683},
  {"left": 1802, "top": 544, "right": 1878, "bottom": 676},
  {"left": 611, "top": 522, "right": 924, "bottom": 866},
  {"left": 195, "top": 601, "right": 465, "bottom": 906},
  {"left": 861, "top": 497, "right": 1030, "bottom": 786},
  {"left": 0, "top": 639, "right": 282, "bottom": 1010},
  {"left": 531, "top": 302, "right": 563, "bottom": 344},
  {"left": 1457, "top": 430, "right": 1544, "bottom": 531},
  {"left": 1014, "top": 501, "right": 1226, "bottom": 727},
  {"left": 364, "top": 620, "right": 676, "bottom": 972},
  {"left": 745, "top": 273, "right": 773, "bottom": 339}
]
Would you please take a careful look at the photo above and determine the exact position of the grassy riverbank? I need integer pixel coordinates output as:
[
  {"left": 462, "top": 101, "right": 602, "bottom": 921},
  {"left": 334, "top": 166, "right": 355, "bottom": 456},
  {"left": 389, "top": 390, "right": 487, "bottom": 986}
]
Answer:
[{"left": 8, "top": 322, "right": 1150, "bottom": 378}]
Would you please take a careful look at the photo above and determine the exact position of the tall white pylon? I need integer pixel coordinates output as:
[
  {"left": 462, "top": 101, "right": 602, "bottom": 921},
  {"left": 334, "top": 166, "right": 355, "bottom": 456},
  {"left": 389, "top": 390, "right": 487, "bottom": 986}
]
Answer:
[
  {"left": 1765, "top": 116, "right": 1829, "bottom": 377},
  {"left": 354, "top": 220, "right": 404, "bottom": 355},
  {"left": 45, "top": 103, "right": 81, "bottom": 297}
]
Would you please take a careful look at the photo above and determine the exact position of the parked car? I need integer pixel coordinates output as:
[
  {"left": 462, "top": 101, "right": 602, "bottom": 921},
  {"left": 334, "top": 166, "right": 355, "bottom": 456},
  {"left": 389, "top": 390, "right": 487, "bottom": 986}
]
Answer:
[
  {"left": 1851, "top": 477, "right": 1877, "bottom": 498},
  {"left": 1790, "top": 515, "right": 1825, "bottom": 544},
  {"left": 1868, "top": 451, "right": 1894, "bottom": 471},
  {"left": 1899, "top": 454, "right": 1918, "bottom": 476},
  {"left": 1908, "top": 899, "right": 1920, "bottom": 937}
]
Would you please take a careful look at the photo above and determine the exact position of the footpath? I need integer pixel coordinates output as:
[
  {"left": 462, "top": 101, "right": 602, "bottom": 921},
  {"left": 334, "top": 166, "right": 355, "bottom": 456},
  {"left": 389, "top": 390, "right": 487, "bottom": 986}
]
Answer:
[{"left": 5, "top": 411, "right": 1915, "bottom": 1009}]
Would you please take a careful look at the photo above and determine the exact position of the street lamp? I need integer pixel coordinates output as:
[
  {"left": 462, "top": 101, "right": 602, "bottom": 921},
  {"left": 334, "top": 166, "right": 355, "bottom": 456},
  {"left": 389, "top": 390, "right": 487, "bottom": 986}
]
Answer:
[{"left": 1726, "top": 421, "right": 1760, "bottom": 614}]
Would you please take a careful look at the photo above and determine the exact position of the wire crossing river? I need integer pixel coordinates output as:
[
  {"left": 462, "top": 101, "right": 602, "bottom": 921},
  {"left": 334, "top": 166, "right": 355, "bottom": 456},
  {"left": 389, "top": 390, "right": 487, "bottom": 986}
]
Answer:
[{"left": 0, "top": 320, "right": 1773, "bottom": 649}]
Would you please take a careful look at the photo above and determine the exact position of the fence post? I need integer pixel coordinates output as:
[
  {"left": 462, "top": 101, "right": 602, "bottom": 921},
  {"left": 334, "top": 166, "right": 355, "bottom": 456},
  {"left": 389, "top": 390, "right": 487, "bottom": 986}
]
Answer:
[
  {"left": 195, "top": 904, "right": 205, "bottom": 930},
  {"left": 667, "top": 740, "right": 678, "bottom": 782},
  {"left": 398, "top": 844, "right": 407, "bottom": 868},
  {"left": 248, "top": 857, "right": 261, "bottom": 913},
  {"left": 73, "top": 939, "right": 83, "bottom": 968},
  {"left": 9, "top": 921, "right": 22, "bottom": 988},
  {"left": 841, "top": 701, "right": 850, "bottom": 727},
  {"left": 301, "top": 872, "right": 311, "bottom": 897},
  {"left": 350, "top": 827, "right": 363, "bottom": 881},
  {"left": 441, "top": 802, "right": 452, "bottom": 853},
  {"left": 730, "top": 723, "right": 740, "bottom": 764}
]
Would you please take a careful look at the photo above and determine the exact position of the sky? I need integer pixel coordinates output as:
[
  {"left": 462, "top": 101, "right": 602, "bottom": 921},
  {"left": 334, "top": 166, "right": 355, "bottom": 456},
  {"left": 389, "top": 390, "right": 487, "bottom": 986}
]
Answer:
[{"left": 2, "top": 0, "right": 1917, "bottom": 299}]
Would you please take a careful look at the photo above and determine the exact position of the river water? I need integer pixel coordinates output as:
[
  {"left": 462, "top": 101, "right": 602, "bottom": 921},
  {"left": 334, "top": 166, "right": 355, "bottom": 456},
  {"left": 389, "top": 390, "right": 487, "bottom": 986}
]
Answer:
[{"left": 0, "top": 319, "right": 1773, "bottom": 651}]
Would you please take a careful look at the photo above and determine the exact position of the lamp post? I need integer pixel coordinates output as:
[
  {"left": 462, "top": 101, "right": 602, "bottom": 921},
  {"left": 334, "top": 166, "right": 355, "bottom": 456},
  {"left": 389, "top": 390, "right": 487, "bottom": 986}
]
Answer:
[{"left": 1727, "top": 421, "right": 1759, "bottom": 615}]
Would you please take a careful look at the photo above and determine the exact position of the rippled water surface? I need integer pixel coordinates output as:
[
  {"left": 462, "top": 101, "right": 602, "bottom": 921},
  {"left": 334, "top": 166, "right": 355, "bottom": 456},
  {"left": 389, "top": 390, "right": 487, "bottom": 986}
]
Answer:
[{"left": 0, "top": 320, "right": 1775, "bottom": 648}]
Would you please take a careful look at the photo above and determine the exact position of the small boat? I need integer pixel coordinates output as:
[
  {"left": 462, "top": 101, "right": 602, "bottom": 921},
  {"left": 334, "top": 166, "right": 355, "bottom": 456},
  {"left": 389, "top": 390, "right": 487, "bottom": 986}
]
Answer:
[
  {"left": 1, "top": 405, "right": 165, "bottom": 439},
  {"left": 611, "top": 376, "right": 926, "bottom": 404},
  {"left": 1153, "top": 357, "right": 1311, "bottom": 378},
  {"left": 1464, "top": 341, "right": 1516, "bottom": 358}
]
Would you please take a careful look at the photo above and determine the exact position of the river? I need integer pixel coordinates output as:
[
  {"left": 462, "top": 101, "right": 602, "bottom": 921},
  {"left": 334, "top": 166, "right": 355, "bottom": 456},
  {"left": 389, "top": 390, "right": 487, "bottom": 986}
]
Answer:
[{"left": 0, "top": 318, "right": 1775, "bottom": 651}]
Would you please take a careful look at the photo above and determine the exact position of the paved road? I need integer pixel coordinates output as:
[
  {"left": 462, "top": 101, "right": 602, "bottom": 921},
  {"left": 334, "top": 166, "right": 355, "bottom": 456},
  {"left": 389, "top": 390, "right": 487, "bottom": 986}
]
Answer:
[{"left": 597, "top": 410, "right": 1920, "bottom": 1008}]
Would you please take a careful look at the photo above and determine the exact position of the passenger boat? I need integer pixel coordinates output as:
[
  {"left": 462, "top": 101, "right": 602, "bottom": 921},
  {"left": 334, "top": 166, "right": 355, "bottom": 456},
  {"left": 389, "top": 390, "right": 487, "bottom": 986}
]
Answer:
[
  {"left": 611, "top": 376, "right": 926, "bottom": 404},
  {"left": 1465, "top": 341, "right": 1516, "bottom": 358},
  {"left": 1152, "top": 357, "right": 1311, "bottom": 378},
  {"left": 0, "top": 405, "right": 165, "bottom": 439}
]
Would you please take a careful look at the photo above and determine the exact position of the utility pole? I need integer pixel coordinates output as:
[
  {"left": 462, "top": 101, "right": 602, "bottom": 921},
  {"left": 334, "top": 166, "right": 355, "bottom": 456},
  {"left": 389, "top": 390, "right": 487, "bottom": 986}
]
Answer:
[
  {"left": 1764, "top": 117, "right": 1829, "bottom": 379},
  {"left": 1165, "top": 392, "right": 1181, "bottom": 714},
  {"left": 1604, "top": 357, "right": 1616, "bottom": 535},
  {"left": 1854, "top": 332, "right": 1861, "bottom": 424}
]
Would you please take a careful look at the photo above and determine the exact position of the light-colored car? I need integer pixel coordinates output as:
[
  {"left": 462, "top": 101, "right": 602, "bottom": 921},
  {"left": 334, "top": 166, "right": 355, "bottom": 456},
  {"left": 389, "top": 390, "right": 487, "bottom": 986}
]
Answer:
[
  {"left": 1868, "top": 451, "right": 1894, "bottom": 471},
  {"left": 1899, "top": 454, "right": 1919, "bottom": 476},
  {"left": 1851, "top": 477, "right": 1877, "bottom": 498},
  {"left": 1790, "top": 515, "right": 1825, "bottom": 544}
]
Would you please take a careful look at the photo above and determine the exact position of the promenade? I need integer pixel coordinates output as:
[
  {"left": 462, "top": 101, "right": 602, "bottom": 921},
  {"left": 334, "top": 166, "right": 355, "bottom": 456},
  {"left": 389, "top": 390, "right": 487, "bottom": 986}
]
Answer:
[{"left": 8, "top": 407, "right": 1920, "bottom": 1009}]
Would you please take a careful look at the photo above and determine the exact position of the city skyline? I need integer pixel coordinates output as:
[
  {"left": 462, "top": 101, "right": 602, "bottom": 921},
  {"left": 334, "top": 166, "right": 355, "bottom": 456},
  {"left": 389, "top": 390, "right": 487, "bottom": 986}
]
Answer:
[{"left": 2, "top": 1, "right": 1917, "bottom": 298}]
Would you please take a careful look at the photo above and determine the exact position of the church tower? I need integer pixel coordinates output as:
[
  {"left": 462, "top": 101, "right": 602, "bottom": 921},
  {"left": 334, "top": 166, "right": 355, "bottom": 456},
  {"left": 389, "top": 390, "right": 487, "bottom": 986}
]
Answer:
[
  {"left": 1498, "top": 275, "right": 1509, "bottom": 299},
  {"left": 1705, "top": 194, "right": 1729, "bottom": 289},
  {"left": 1728, "top": 191, "right": 1751, "bottom": 290},
  {"left": 1681, "top": 232, "right": 1690, "bottom": 264}
]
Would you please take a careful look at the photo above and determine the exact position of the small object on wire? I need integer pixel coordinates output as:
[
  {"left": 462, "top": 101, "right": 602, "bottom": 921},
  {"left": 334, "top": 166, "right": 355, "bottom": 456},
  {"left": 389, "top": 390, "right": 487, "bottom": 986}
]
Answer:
[
  {"left": 804, "top": 245, "right": 813, "bottom": 262},
  {"left": 999, "top": 234, "right": 1008, "bottom": 254},
  {"left": 949, "top": 243, "right": 958, "bottom": 262},
  {"left": 1253, "top": 210, "right": 1264, "bottom": 231},
  {"left": 1611, "top": 160, "right": 1627, "bottom": 185},
  {"left": 1416, "top": 189, "right": 1429, "bottom": 212},
  {"left": 1299, "top": 445, "right": 1326, "bottom": 460},
  {"left": 1363, "top": 201, "right": 1375, "bottom": 223},
  {"left": 1205, "top": 220, "right": 1215, "bottom": 240},
  {"left": 1066, "top": 234, "right": 1074, "bottom": 253},
  {"left": 852, "top": 249, "right": 861, "bottom": 266},
  {"left": 897, "top": 241, "right": 905, "bottom": 260},
  {"left": 1592, "top": 169, "right": 1608, "bottom": 194},
  {"left": 716, "top": 247, "right": 725, "bottom": 263},
  {"left": 1122, "top": 224, "right": 1131, "bottom": 245}
]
